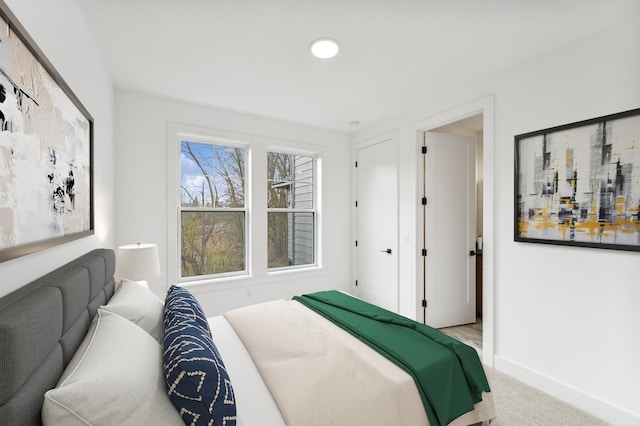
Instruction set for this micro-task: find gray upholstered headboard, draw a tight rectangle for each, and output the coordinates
[0,249,115,426]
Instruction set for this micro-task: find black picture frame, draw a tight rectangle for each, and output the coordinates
[0,1,94,263]
[514,108,640,252]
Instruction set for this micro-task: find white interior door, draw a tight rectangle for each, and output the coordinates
[355,137,398,311]
[424,131,476,328]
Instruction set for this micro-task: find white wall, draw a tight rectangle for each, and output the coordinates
[0,0,114,298]
[352,14,640,425]
[114,90,352,315]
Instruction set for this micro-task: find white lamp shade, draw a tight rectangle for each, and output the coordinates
[115,243,161,281]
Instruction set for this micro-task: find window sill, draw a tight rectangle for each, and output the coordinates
[178,265,325,292]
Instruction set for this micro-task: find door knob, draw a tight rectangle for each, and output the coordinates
[380,248,392,254]
[469,250,476,256]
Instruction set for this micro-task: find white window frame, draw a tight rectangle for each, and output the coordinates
[179,139,249,282]
[267,149,318,272]
[167,123,323,287]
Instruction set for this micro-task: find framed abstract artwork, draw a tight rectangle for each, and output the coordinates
[0,2,93,262]
[515,108,640,251]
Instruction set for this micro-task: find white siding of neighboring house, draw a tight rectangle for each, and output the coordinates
[288,155,314,265]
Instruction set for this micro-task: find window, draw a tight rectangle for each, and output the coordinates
[169,124,321,284]
[267,151,315,269]
[179,140,246,279]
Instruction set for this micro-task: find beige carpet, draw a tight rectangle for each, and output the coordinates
[483,367,609,425]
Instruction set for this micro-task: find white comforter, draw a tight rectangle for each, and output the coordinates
[222,299,495,426]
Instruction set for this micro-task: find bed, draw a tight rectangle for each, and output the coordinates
[0,249,496,426]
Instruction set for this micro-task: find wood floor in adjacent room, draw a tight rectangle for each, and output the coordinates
[440,319,483,353]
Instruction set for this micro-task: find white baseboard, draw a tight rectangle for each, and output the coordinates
[493,355,639,425]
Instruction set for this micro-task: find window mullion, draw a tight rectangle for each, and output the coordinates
[250,144,269,277]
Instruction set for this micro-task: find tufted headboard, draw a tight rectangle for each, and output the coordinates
[0,249,116,426]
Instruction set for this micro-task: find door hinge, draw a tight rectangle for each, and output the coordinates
[355,280,358,287]
[355,200,358,207]
[421,197,427,205]
[421,248,427,256]
[355,161,358,167]
[422,299,427,308]
[421,146,427,154]
[355,240,358,247]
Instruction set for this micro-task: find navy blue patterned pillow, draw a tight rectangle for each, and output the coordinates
[163,286,236,426]
[165,285,211,331]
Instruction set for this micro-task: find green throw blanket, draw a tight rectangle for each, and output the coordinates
[293,291,490,426]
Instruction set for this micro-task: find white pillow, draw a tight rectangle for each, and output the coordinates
[42,309,183,426]
[102,278,164,342]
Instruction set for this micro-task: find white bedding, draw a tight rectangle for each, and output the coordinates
[218,299,496,426]
[224,299,429,426]
[208,316,286,426]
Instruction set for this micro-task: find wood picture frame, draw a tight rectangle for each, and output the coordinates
[514,108,640,251]
[0,1,94,262]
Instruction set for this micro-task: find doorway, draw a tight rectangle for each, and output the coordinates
[423,114,484,347]
[411,95,494,365]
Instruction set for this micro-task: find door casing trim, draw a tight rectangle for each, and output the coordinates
[411,95,495,367]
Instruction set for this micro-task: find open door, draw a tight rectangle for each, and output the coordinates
[423,131,476,328]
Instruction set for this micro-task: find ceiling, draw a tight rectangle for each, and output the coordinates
[78,0,640,134]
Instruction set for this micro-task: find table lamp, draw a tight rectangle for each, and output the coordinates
[114,243,161,289]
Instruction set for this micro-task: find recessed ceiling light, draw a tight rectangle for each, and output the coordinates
[310,38,339,59]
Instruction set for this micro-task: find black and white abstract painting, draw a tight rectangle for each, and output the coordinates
[0,5,93,262]
[515,108,640,251]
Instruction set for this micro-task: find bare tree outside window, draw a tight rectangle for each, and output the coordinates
[180,141,245,278]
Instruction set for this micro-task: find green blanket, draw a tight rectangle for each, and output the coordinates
[293,291,490,426]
